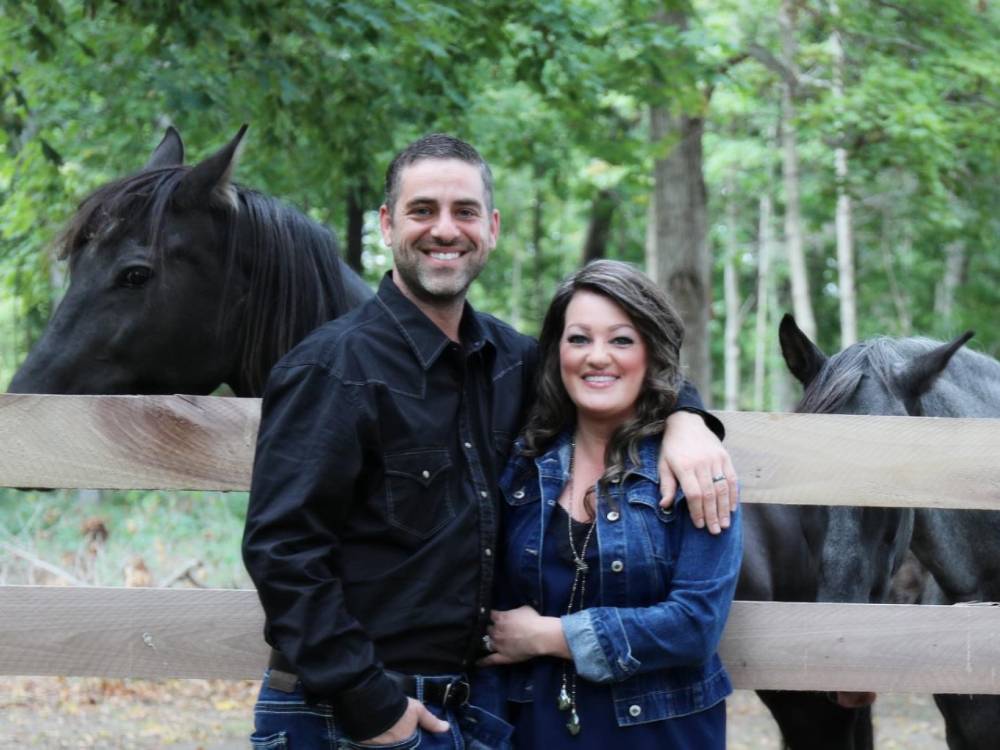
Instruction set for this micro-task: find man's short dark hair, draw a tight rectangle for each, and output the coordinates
[383,133,494,214]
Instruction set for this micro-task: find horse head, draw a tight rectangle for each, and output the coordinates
[8,126,370,396]
[779,314,973,606]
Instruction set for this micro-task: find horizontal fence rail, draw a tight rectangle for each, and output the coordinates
[2,586,999,694]
[2,394,1000,694]
[1,394,999,509]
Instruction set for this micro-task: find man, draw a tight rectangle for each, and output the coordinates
[242,134,737,749]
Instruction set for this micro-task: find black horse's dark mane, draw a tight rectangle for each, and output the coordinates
[61,167,353,395]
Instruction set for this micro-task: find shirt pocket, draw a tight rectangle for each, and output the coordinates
[384,448,454,539]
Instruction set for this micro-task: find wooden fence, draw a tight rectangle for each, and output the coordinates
[1,393,999,695]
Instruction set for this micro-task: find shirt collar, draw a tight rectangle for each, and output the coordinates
[375,272,495,370]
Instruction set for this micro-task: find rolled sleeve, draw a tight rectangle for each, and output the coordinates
[561,608,640,683]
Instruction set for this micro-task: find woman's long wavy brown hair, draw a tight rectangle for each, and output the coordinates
[521,260,685,488]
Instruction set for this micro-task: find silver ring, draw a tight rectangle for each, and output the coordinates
[711,474,726,483]
[482,634,495,653]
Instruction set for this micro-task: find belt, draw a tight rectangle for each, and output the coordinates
[268,649,471,708]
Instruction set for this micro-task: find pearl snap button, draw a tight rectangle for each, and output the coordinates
[480,490,488,498]
[421,470,430,479]
[513,489,525,499]
[629,704,641,717]
[611,560,624,572]
[606,511,620,522]
[464,442,473,449]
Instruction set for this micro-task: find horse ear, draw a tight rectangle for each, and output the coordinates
[779,313,827,387]
[173,124,248,211]
[892,330,974,404]
[145,126,185,170]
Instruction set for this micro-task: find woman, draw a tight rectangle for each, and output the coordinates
[480,260,742,748]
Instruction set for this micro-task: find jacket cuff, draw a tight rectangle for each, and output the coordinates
[331,668,409,740]
[561,609,639,684]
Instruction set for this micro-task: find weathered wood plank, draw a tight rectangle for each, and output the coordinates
[722,410,1000,510]
[721,600,1000,694]
[0,586,267,680]
[2,396,1000,510]
[0,394,259,491]
[3,587,1000,694]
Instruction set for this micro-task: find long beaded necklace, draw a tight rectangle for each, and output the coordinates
[558,441,596,736]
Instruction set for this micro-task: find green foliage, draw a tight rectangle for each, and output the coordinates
[1,0,997,402]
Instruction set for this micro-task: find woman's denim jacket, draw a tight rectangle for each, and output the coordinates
[497,431,742,726]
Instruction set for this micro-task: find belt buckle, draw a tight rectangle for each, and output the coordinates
[441,677,470,707]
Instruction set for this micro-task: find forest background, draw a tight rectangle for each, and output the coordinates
[2,0,998,411]
[0,1,997,745]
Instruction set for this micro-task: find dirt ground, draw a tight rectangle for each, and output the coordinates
[0,679,950,749]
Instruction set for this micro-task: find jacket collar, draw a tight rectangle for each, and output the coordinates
[375,272,495,370]
[536,429,662,485]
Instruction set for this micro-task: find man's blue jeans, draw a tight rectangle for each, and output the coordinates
[250,670,512,750]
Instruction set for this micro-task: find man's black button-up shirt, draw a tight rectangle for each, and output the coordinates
[243,274,538,738]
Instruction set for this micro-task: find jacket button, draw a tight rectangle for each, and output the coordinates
[513,489,525,499]
[421,470,430,479]
[611,560,624,572]
[606,510,620,522]
[628,704,641,717]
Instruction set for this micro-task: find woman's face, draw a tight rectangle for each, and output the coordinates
[559,290,648,427]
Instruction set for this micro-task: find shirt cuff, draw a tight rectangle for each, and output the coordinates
[331,668,409,740]
[671,406,726,442]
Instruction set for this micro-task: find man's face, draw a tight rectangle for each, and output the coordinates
[380,158,499,308]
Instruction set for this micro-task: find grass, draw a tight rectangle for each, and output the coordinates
[0,487,252,589]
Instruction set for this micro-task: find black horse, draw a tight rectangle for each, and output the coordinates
[779,313,1000,750]
[8,126,372,396]
[737,504,874,750]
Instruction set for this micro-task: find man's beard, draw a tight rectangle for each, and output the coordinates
[394,241,486,306]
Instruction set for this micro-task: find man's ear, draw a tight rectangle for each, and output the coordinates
[379,204,393,246]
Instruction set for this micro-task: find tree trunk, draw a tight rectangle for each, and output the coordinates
[531,185,545,324]
[648,105,712,402]
[345,182,367,273]
[510,231,523,331]
[753,194,773,411]
[581,189,619,264]
[723,178,741,411]
[779,0,816,341]
[881,201,912,335]
[831,0,857,347]
[934,240,966,328]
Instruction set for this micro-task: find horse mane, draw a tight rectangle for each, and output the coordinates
[60,167,354,395]
[798,336,1000,417]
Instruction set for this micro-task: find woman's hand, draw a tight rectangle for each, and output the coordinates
[478,606,570,666]
[658,410,738,535]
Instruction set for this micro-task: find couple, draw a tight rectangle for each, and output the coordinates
[242,134,742,749]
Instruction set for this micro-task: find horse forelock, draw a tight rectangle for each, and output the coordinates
[60,167,206,264]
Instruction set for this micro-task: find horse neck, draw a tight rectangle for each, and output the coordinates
[227,191,348,396]
[921,348,1000,418]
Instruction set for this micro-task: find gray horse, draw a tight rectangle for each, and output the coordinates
[779,314,1000,750]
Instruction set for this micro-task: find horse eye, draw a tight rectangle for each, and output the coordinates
[118,266,153,288]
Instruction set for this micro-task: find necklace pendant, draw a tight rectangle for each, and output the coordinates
[566,708,581,735]
[557,684,572,711]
